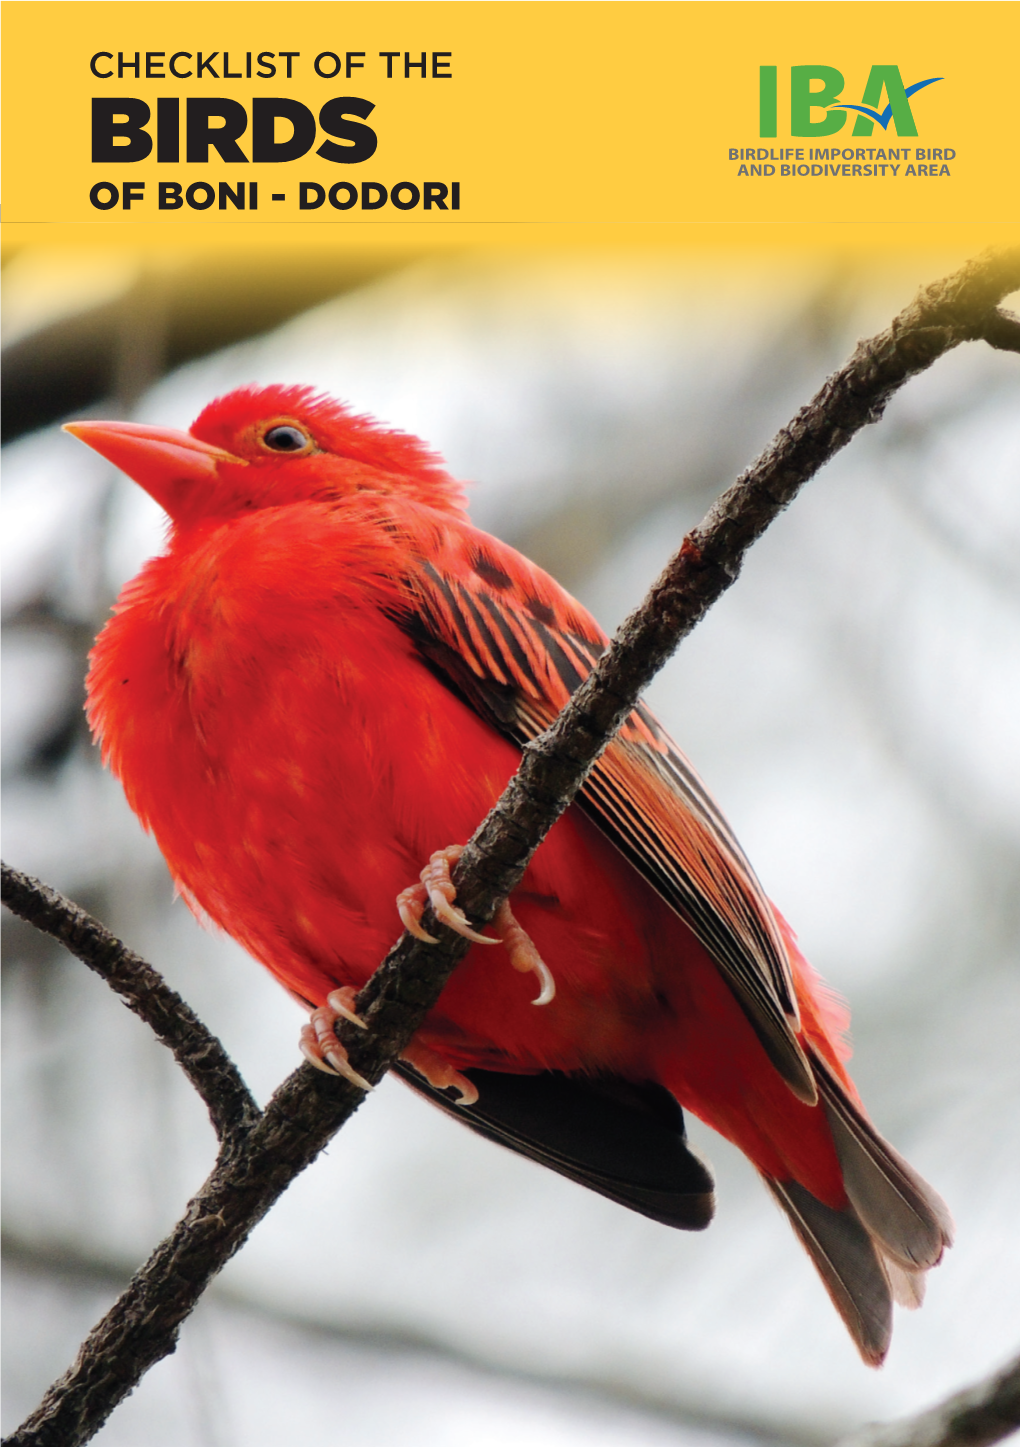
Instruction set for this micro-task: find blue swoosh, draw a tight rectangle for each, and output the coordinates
[903,76,944,99]
[832,103,891,127]
[830,76,943,130]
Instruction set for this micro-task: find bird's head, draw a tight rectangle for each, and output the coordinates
[64,384,468,527]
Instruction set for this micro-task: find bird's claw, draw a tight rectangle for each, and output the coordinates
[302,986,477,1106]
[300,988,374,1091]
[327,985,368,1030]
[397,890,440,943]
[396,846,556,1006]
[400,1039,479,1106]
[494,900,557,1005]
[397,846,497,946]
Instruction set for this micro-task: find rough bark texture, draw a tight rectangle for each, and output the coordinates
[2,245,1019,1447]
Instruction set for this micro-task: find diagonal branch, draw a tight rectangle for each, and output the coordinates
[1,863,259,1150]
[4,245,1018,1447]
[348,244,1020,1053]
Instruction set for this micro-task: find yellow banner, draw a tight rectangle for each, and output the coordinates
[3,0,1017,249]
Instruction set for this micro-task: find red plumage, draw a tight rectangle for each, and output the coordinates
[68,384,952,1364]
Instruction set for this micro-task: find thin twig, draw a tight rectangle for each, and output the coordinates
[835,1351,1020,1447]
[1,863,259,1150]
[4,246,1019,1447]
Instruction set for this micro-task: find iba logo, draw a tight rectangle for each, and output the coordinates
[760,66,943,137]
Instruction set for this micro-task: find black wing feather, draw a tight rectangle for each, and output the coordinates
[395,1063,715,1231]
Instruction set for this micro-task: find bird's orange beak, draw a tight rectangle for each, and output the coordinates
[63,420,245,514]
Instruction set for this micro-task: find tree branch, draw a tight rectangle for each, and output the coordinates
[835,1351,1020,1447]
[1,863,259,1151]
[978,307,1020,354]
[4,246,1018,1447]
[349,245,1020,1055]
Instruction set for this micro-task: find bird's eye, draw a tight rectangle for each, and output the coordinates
[263,424,311,453]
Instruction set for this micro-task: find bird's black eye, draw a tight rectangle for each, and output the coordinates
[263,424,311,453]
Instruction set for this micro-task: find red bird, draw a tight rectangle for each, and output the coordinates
[67,385,952,1364]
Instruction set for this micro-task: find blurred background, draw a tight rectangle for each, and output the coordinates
[2,242,1018,1447]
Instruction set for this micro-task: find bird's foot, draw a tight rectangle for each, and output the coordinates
[396,845,555,1006]
[301,986,477,1106]
[493,898,556,1005]
[300,986,374,1092]
[400,1039,479,1106]
[397,845,495,946]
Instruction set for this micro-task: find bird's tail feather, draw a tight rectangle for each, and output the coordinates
[767,1048,953,1366]
[764,1176,893,1366]
[812,1051,954,1270]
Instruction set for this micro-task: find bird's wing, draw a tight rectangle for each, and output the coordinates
[391,519,815,1102]
[395,1062,715,1231]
